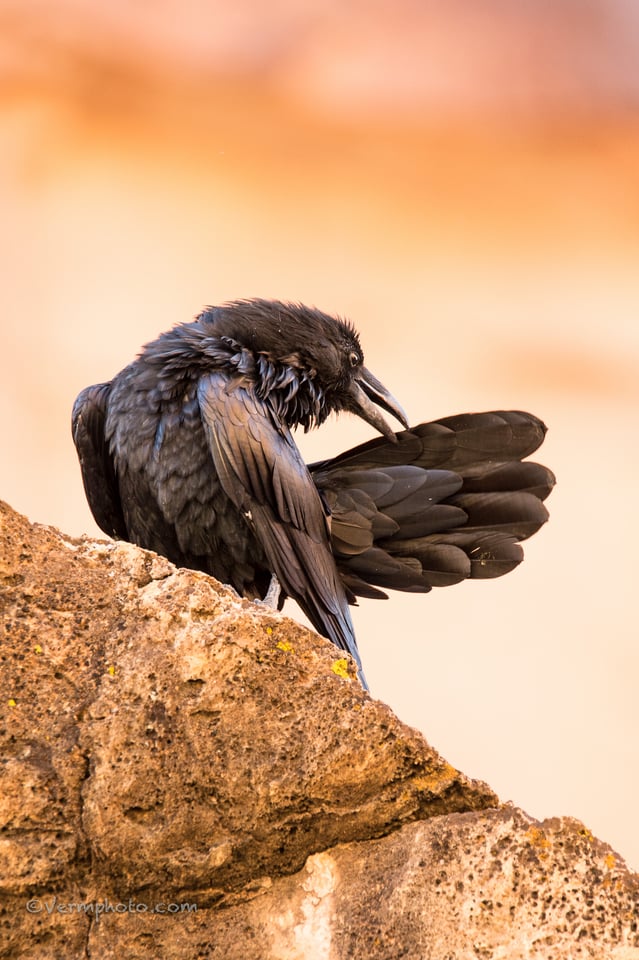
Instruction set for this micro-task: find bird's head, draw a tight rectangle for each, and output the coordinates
[202,299,409,440]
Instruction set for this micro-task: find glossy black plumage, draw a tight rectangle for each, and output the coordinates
[72,299,554,690]
[313,411,554,601]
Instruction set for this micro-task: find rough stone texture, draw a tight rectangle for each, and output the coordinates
[1,498,637,959]
[88,808,639,960]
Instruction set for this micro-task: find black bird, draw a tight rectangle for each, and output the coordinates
[72,299,554,690]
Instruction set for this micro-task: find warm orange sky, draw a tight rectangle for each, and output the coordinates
[1,1,638,872]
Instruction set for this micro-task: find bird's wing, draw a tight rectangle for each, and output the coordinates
[72,382,128,539]
[197,371,364,679]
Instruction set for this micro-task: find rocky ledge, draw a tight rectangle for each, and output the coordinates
[0,500,637,959]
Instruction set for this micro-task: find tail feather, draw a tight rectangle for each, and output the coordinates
[317,410,548,472]
[460,460,554,499]
[311,410,555,600]
[447,490,550,540]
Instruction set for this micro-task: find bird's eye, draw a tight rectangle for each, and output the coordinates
[348,351,361,367]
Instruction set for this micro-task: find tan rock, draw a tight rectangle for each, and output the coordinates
[0,499,637,959]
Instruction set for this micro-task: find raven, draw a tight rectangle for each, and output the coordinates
[72,299,554,690]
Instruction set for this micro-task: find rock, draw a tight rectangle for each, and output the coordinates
[0,499,637,959]
[90,809,639,960]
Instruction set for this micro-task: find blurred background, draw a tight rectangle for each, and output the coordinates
[1,0,638,868]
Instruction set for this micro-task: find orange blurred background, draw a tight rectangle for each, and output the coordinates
[1,1,638,868]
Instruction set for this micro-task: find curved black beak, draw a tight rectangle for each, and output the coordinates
[348,367,409,442]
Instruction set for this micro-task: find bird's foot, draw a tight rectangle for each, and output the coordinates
[255,575,281,610]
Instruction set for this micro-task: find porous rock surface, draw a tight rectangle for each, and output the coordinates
[0,500,637,959]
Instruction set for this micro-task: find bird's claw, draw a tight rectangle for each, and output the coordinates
[254,574,281,610]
